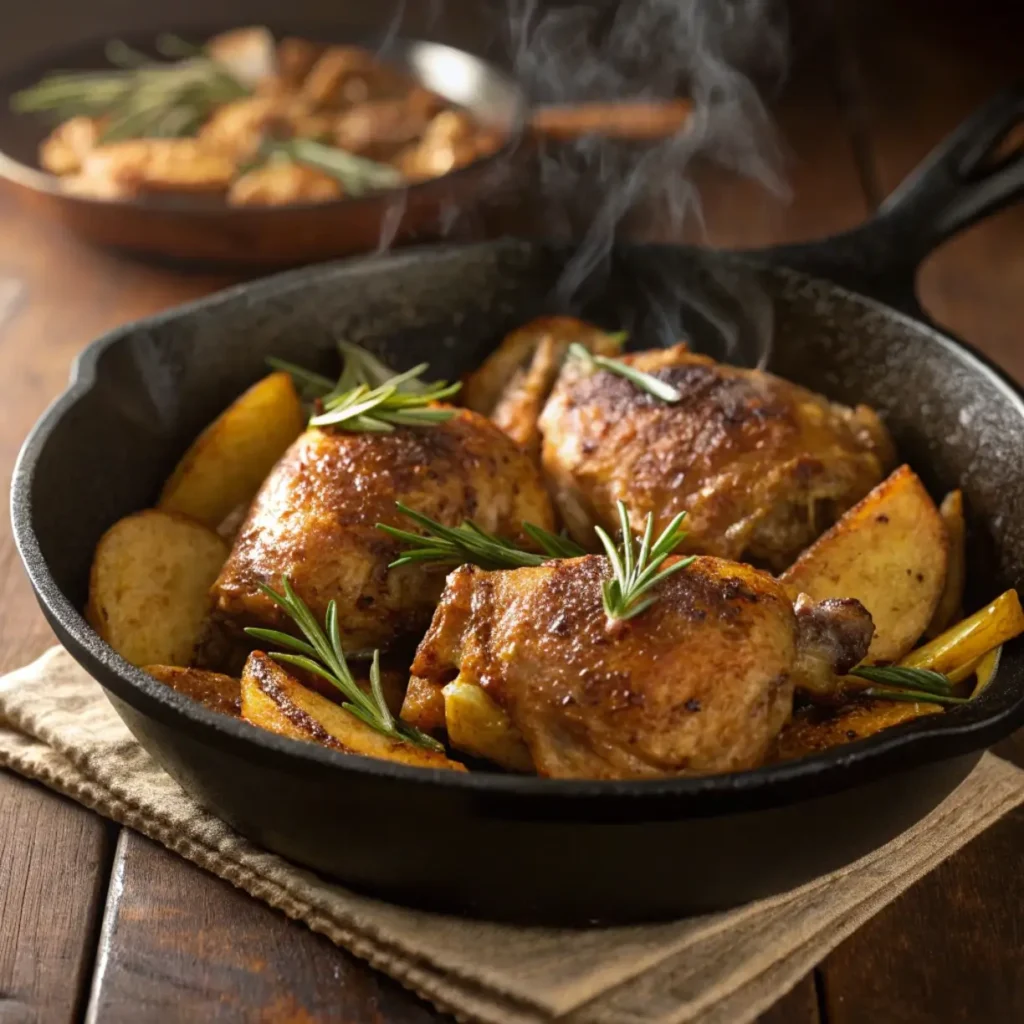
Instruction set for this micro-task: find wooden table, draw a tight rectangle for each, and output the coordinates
[2,2,1022,1021]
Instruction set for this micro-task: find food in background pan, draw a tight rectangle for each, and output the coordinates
[13,27,505,205]
[85,320,1024,778]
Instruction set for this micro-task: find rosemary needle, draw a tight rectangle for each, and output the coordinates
[567,342,682,403]
[378,504,584,570]
[595,501,694,621]
[244,577,442,752]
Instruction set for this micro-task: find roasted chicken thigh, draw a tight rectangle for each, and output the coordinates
[402,555,873,779]
[463,317,625,458]
[210,410,554,651]
[539,345,894,570]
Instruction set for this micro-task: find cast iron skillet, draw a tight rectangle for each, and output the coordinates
[11,87,1024,924]
[0,25,528,266]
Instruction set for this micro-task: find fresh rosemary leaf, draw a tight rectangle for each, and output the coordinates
[244,578,443,752]
[258,138,403,196]
[848,663,970,706]
[849,664,954,695]
[595,501,694,621]
[567,342,682,403]
[522,522,587,559]
[266,357,337,400]
[378,503,551,570]
[336,340,428,395]
[309,368,460,431]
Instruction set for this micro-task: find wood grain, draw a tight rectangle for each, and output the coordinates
[756,975,821,1024]
[84,831,438,1024]
[0,773,114,1024]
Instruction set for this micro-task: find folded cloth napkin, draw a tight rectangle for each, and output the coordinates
[2,648,1023,1024]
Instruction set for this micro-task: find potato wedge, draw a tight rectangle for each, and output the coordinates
[925,490,965,637]
[145,665,241,718]
[241,652,465,771]
[443,680,533,772]
[87,510,229,667]
[773,699,943,763]
[159,372,305,529]
[902,590,1024,677]
[780,465,947,662]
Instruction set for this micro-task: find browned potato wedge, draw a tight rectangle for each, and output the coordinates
[87,510,229,667]
[780,465,947,662]
[903,590,1024,676]
[145,665,241,718]
[925,490,965,638]
[159,372,305,529]
[442,680,533,772]
[241,652,466,771]
[773,699,943,763]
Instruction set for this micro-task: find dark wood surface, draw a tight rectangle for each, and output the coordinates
[0,2,1022,1022]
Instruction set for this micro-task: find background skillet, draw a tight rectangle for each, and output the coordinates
[11,87,1024,924]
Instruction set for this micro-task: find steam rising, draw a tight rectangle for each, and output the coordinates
[505,0,789,301]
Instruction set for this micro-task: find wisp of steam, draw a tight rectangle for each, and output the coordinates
[504,0,789,363]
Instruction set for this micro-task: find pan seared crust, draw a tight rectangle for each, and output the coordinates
[405,555,799,778]
[539,345,892,571]
[210,410,554,651]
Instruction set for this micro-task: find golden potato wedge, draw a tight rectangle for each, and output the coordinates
[902,590,1024,677]
[972,645,1003,698]
[780,465,947,662]
[925,490,965,638]
[87,510,229,667]
[241,652,465,771]
[772,698,943,763]
[159,372,305,529]
[443,680,533,772]
[145,665,241,718]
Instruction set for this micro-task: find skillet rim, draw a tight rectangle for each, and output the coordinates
[12,239,1024,809]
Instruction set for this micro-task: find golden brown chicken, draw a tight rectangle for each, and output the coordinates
[402,555,873,779]
[538,345,895,571]
[209,410,554,653]
[462,317,625,458]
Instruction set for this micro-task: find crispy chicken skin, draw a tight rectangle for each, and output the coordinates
[463,317,625,457]
[538,345,894,570]
[210,410,554,652]
[402,555,874,779]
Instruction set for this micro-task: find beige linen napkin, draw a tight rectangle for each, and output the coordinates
[2,648,1024,1024]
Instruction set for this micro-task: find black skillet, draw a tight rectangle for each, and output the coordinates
[11,87,1024,924]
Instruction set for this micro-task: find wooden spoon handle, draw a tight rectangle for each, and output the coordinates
[528,99,693,142]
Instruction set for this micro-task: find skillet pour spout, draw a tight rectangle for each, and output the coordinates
[10,89,1024,923]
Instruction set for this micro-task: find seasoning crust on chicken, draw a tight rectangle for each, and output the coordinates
[210,410,554,652]
[539,344,895,571]
[403,555,874,779]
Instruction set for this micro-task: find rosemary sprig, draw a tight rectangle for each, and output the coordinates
[244,577,443,752]
[567,342,682,403]
[595,501,694,621]
[269,340,432,406]
[848,664,969,706]
[309,364,460,431]
[12,49,248,141]
[258,139,404,196]
[378,503,582,570]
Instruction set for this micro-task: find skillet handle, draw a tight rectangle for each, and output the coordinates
[762,85,1024,317]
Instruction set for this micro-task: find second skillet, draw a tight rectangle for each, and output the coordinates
[0,24,689,267]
